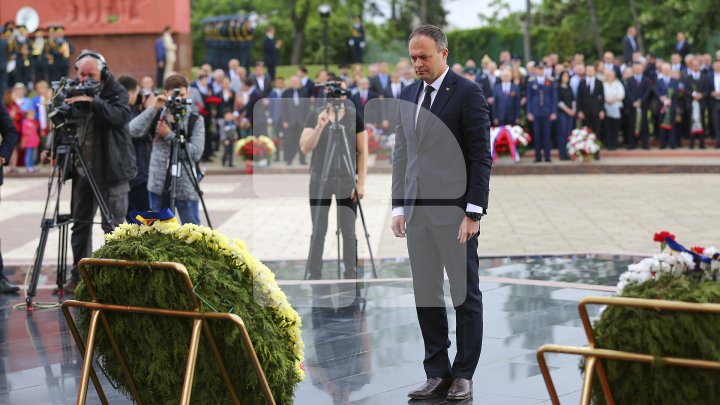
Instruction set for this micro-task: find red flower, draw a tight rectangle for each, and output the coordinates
[691,246,705,255]
[653,231,676,243]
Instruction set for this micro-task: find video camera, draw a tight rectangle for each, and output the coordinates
[167,88,193,115]
[48,77,102,135]
[317,81,352,99]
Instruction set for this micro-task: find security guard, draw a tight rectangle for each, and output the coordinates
[526,62,557,162]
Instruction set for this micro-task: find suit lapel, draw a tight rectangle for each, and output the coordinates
[430,71,456,118]
[400,81,423,142]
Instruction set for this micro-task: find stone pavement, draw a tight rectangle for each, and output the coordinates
[2,171,718,273]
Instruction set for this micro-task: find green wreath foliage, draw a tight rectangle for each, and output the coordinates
[74,226,302,404]
[588,276,720,405]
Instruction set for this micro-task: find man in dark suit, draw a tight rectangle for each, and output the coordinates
[625,62,652,149]
[383,72,405,99]
[369,61,391,96]
[622,26,639,65]
[0,27,9,97]
[263,26,281,80]
[675,32,691,62]
[476,62,498,122]
[297,66,315,99]
[350,77,377,114]
[682,57,707,149]
[577,64,605,138]
[706,59,720,149]
[249,61,272,98]
[238,78,263,135]
[655,63,680,148]
[0,101,20,294]
[281,75,310,165]
[493,68,521,126]
[603,52,622,80]
[391,25,491,401]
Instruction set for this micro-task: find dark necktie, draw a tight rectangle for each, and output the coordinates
[416,85,435,134]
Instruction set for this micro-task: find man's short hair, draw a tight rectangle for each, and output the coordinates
[409,25,448,52]
[243,78,255,87]
[163,75,189,91]
[117,75,139,91]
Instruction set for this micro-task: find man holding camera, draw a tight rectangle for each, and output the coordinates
[146,75,205,225]
[59,51,136,293]
[300,78,368,280]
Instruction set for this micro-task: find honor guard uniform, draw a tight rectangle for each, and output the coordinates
[50,26,72,81]
[0,25,11,95]
[11,24,31,87]
[31,27,49,83]
[526,63,557,162]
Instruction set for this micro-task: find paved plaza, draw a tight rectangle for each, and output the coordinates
[0,169,717,404]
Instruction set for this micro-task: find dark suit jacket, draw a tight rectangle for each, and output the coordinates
[622,35,637,64]
[682,72,708,109]
[383,82,405,99]
[0,38,9,66]
[250,73,273,97]
[0,101,19,186]
[492,82,521,124]
[705,73,720,110]
[654,77,680,113]
[577,78,605,116]
[675,41,691,60]
[392,69,492,225]
[369,74,390,95]
[281,88,310,126]
[239,89,262,126]
[263,35,278,68]
[624,76,651,109]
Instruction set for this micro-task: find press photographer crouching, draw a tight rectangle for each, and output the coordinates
[300,78,368,280]
[146,75,205,225]
[58,50,136,293]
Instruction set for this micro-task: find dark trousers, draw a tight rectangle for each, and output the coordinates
[222,140,234,166]
[0,69,6,99]
[284,124,305,165]
[583,114,601,137]
[126,181,149,223]
[604,117,620,150]
[627,106,649,148]
[267,64,276,81]
[156,64,164,89]
[658,107,678,148]
[532,115,552,161]
[32,59,48,84]
[406,206,483,380]
[711,106,720,146]
[70,174,128,281]
[306,178,357,279]
[556,112,575,159]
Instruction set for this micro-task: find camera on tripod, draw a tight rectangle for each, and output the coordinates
[48,77,102,136]
[167,88,193,115]
[317,81,352,99]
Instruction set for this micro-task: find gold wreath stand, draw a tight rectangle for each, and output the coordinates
[537,296,720,405]
[61,258,276,405]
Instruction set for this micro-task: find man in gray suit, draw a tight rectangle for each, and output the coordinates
[391,25,492,401]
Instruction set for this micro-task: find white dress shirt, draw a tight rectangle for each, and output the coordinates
[393,66,484,218]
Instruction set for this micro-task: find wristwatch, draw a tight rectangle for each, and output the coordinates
[465,211,483,222]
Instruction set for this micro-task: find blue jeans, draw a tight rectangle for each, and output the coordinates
[556,112,575,159]
[148,192,201,225]
[24,147,36,169]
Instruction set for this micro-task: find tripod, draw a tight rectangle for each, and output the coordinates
[165,108,212,227]
[25,133,115,311]
[304,99,378,282]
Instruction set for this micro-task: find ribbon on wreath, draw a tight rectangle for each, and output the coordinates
[129,208,179,226]
[490,126,521,162]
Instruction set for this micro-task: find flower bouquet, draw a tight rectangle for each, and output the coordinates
[489,125,531,162]
[659,88,674,130]
[235,135,276,161]
[566,127,600,161]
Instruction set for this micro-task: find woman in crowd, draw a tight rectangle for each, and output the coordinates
[603,69,625,150]
[556,71,576,160]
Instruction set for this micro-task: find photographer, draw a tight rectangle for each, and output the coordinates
[60,50,136,293]
[118,74,166,221]
[300,78,368,280]
[147,75,205,225]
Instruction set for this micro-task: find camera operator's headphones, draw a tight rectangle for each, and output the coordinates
[74,50,109,81]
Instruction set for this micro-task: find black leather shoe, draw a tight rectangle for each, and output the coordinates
[0,279,19,294]
[446,378,472,400]
[408,377,452,400]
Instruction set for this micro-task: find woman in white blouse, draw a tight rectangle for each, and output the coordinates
[603,69,625,150]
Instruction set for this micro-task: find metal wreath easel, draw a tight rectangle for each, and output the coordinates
[61,258,276,405]
[537,296,720,405]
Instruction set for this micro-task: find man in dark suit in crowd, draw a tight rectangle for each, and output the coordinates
[476,62,498,122]
[263,26,281,80]
[350,77,377,114]
[238,78,263,135]
[622,26,639,65]
[0,27,9,97]
[682,57,707,149]
[577,64,605,138]
[249,61,272,98]
[655,63,680,148]
[603,52,622,80]
[391,25,491,401]
[0,101,20,294]
[625,61,652,149]
[297,66,315,99]
[706,59,720,149]
[493,68,521,126]
[675,32,691,62]
[383,72,405,99]
[281,75,310,165]
[369,61,391,96]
